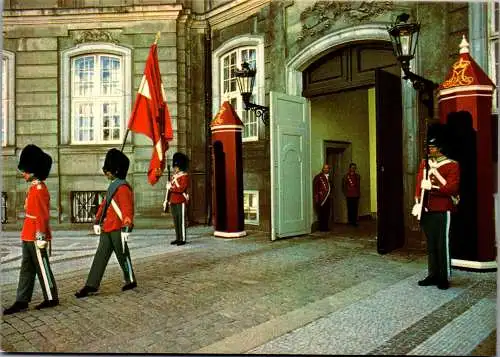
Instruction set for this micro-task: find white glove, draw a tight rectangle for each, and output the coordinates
[36,240,48,249]
[121,232,130,252]
[421,179,432,190]
[411,203,422,217]
[166,182,172,190]
[93,225,101,235]
[121,232,130,242]
[163,200,168,211]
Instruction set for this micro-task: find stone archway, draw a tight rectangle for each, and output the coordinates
[284,23,419,240]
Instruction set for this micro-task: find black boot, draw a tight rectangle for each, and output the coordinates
[437,280,450,290]
[170,240,180,245]
[35,299,59,310]
[122,281,137,291]
[418,276,437,286]
[75,286,98,298]
[3,301,29,315]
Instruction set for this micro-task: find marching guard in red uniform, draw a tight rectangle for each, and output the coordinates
[313,164,332,231]
[164,152,189,245]
[412,126,460,290]
[3,145,59,315]
[75,149,137,298]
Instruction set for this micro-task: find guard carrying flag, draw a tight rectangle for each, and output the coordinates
[164,152,189,245]
[3,145,59,314]
[75,148,137,298]
[125,32,173,185]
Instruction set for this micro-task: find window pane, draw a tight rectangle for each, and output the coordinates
[230,52,237,92]
[102,102,121,141]
[2,57,7,146]
[101,56,120,96]
[495,2,499,33]
[75,103,94,142]
[74,56,95,97]
[72,53,124,144]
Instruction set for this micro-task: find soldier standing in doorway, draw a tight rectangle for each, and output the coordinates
[3,145,59,314]
[75,148,137,298]
[342,163,361,227]
[164,152,190,245]
[313,164,332,232]
[412,125,460,290]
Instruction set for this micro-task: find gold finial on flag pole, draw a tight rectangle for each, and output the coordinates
[154,31,161,45]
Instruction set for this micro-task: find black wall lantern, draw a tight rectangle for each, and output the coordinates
[387,13,438,116]
[388,13,440,183]
[234,62,270,126]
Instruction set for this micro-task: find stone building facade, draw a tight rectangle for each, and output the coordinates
[1,1,497,248]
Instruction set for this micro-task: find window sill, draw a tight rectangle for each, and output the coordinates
[59,145,134,155]
[1,146,16,156]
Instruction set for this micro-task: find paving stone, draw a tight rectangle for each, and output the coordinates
[1,227,496,354]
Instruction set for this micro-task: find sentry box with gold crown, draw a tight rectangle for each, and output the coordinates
[438,36,496,271]
[210,101,247,238]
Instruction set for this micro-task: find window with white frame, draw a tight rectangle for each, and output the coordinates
[221,47,259,141]
[243,190,259,224]
[61,44,131,145]
[489,0,499,111]
[2,51,15,147]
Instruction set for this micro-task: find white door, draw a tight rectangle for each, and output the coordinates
[270,91,311,240]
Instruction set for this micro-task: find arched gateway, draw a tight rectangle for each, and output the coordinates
[271,24,414,254]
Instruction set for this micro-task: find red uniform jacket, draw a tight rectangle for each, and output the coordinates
[342,172,361,198]
[95,184,134,233]
[415,157,460,212]
[21,180,52,242]
[313,173,331,207]
[168,172,189,204]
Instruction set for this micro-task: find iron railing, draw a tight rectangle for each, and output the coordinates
[1,192,7,224]
[70,191,106,223]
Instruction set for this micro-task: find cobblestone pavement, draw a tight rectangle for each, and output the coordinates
[0,224,497,355]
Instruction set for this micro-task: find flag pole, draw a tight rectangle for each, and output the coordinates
[120,32,162,153]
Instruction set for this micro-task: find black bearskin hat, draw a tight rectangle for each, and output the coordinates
[102,148,130,179]
[172,152,188,171]
[427,123,447,149]
[18,144,52,181]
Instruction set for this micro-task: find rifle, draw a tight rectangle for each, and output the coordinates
[163,163,171,213]
[417,119,430,221]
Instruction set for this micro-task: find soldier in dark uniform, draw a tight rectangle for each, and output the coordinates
[75,149,137,298]
[163,152,189,245]
[3,145,59,314]
[342,163,361,226]
[412,125,460,290]
[313,164,332,231]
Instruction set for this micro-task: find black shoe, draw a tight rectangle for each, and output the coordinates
[35,299,59,310]
[176,241,186,246]
[437,280,450,290]
[122,282,137,291]
[3,301,28,315]
[418,276,437,286]
[170,240,180,245]
[75,286,98,298]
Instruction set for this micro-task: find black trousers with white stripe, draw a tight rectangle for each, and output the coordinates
[16,241,58,303]
[421,211,451,283]
[171,203,186,242]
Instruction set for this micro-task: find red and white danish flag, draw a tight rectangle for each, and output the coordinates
[127,43,173,185]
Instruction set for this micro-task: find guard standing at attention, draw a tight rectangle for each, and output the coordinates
[75,148,137,298]
[313,164,332,231]
[164,152,189,245]
[412,126,460,290]
[3,144,59,314]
